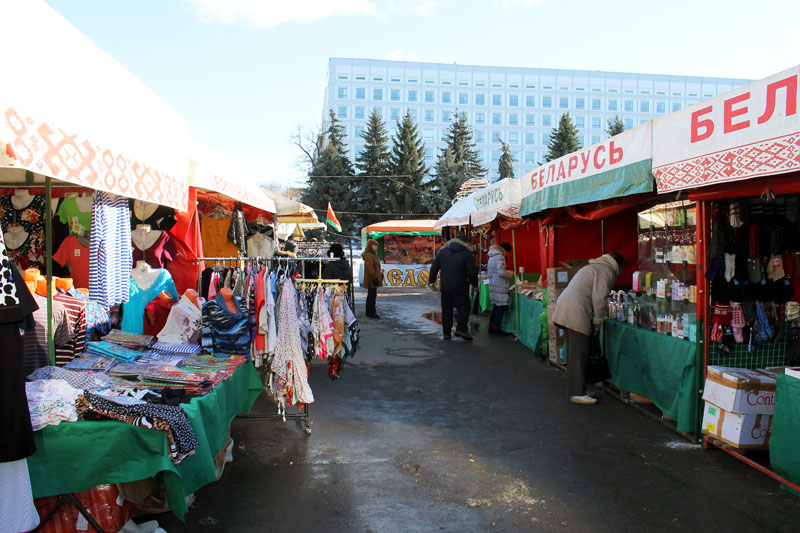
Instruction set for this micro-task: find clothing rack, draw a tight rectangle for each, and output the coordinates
[195,255,349,435]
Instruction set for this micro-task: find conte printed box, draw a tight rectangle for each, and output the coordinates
[701,401,772,449]
[702,366,776,415]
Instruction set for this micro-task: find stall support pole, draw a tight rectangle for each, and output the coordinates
[45,175,55,366]
[512,228,519,337]
[601,218,605,254]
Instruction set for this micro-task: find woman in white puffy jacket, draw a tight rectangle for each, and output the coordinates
[487,242,513,334]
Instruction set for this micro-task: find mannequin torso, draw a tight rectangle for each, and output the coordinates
[131,261,162,290]
[10,189,35,210]
[219,287,237,313]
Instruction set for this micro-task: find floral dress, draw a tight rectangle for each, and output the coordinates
[0,195,46,270]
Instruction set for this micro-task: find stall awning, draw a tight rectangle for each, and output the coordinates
[189,140,276,214]
[470,178,522,227]
[653,64,800,194]
[362,219,441,238]
[0,0,189,211]
[435,196,474,229]
[520,122,653,217]
[263,189,316,218]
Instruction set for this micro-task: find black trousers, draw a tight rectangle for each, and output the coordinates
[565,327,590,397]
[366,287,377,316]
[441,289,470,334]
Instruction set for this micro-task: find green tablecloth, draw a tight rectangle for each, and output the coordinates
[27,362,263,520]
[603,320,700,434]
[500,295,543,355]
[770,374,800,495]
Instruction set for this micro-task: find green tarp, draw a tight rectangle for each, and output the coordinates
[520,159,654,216]
[478,283,544,356]
[27,362,263,520]
[603,320,700,434]
[770,374,800,496]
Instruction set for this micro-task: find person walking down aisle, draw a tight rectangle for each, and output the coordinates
[552,252,628,405]
[362,239,383,318]
[322,243,353,286]
[429,233,478,341]
[487,242,513,335]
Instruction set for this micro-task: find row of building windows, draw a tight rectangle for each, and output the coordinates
[343,144,559,166]
[334,75,712,96]
[349,128,603,148]
[336,105,655,129]
[336,87,691,111]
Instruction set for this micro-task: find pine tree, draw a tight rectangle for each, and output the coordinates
[606,115,625,137]
[388,111,428,219]
[497,140,515,181]
[544,112,582,162]
[355,110,392,227]
[443,112,487,179]
[432,146,463,209]
[430,111,487,208]
[302,110,356,234]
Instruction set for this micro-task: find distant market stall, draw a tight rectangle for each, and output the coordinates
[360,219,441,287]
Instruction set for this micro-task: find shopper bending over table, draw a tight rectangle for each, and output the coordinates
[552,252,628,405]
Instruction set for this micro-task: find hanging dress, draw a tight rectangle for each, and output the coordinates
[89,192,133,308]
[270,278,314,412]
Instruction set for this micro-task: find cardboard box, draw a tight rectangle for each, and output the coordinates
[548,339,566,365]
[547,322,565,345]
[702,366,776,415]
[546,260,587,289]
[701,401,772,449]
[786,367,800,380]
[547,285,565,304]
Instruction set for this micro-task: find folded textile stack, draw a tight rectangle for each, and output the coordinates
[28,366,115,390]
[107,360,164,379]
[102,330,156,350]
[86,341,146,362]
[141,365,206,385]
[64,355,118,373]
[26,379,83,430]
[77,391,199,463]
[151,342,202,355]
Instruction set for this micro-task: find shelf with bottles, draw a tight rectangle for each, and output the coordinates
[608,279,699,342]
[638,200,697,268]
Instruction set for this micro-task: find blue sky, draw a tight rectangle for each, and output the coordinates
[45,0,800,189]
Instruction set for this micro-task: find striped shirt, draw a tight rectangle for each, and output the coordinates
[89,192,132,308]
[24,294,73,375]
[53,292,87,366]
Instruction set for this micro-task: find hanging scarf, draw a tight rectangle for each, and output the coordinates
[270,278,314,416]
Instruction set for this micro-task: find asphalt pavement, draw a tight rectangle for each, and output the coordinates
[152,287,800,532]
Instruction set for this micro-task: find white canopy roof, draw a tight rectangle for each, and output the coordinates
[470,178,522,227]
[189,140,276,214]
[0,0,189,210]
[435,195,473,229]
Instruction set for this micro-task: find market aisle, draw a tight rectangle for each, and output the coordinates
[154,289,800,532]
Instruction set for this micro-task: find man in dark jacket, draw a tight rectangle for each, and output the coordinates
[428,233,478,341]
[322,243,353,286]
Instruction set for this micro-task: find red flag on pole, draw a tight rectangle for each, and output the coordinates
[326,202,342,232]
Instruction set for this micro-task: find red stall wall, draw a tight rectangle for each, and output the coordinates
[538,206,638,288]
[495,222,541,274]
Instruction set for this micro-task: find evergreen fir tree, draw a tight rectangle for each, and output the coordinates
[443,112,487,179]
[606,115,625,137]
[302,110,356,234]
[497,140,515,181]
[544,113,582,162]
[388,111,429,219]
[430,112,487,208]
[355,110,392,227]
[432,146,463,210]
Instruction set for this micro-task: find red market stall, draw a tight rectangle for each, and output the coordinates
[651,64,800,493]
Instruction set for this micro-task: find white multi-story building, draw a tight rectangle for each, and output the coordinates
[323,58,751,180]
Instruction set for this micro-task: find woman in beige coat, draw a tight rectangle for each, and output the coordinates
[362,239,383,318]
[552,252,627,404]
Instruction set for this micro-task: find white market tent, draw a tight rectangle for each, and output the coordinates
[188,140,276,214]
[469,178,522,227]
[434,195,474,229]
[0,0,190,210]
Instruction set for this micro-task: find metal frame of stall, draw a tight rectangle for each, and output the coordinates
[195,255,349,435]
[692,185,800,494]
